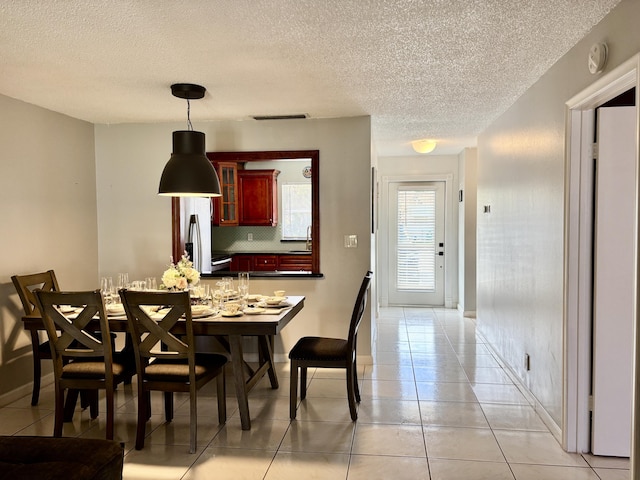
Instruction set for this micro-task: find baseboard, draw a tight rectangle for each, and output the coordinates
[475,327,563,444]
[0,373,54,408]
[456,304,477,318]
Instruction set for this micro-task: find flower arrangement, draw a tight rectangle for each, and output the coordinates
[161,252,200,291]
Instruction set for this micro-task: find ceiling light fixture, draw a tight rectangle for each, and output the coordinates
[158,83,221,197]
[411,139,437,154]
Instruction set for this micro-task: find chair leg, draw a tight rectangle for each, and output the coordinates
[290,360,298,420]
[164,392,173,421]
[217,372,227,425]
[88,390,99,419]
[30,334,42,406]
[189,389,197,454]
[105,388,115,440]
[353,360,361,403]
[346,363,358,421]
[63,388,80,422]
[300,367,308,400]
[54,387,65,437]
[135,389,147,450]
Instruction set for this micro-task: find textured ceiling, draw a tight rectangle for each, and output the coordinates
[0,0,621,156]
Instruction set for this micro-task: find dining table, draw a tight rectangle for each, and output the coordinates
[22,294,305,430]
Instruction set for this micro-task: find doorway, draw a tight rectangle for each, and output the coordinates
[379,173,454,308]
[564,54,640,458]
[388,181,445,306]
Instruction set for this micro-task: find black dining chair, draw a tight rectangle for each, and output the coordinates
[34,289,134,439]
[289,271,373,421]
[120,289,227,453]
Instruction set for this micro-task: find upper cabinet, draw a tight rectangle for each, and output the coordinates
[211,162,238,226]
[238,169,280,226]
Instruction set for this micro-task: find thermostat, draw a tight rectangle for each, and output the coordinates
[588,43,608,74]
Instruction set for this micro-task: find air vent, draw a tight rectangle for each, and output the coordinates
[252,114,308,120]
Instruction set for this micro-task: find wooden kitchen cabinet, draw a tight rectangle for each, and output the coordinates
[278,254,312,271]
[238,169,280,226]
[211,161,238,226]
[253,254,278,271]
[229,254,253,272]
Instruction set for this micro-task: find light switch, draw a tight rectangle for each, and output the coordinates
[344,234,358,248]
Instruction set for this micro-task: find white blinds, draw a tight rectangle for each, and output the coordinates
[281,183,312,240]
[396,187,436,291]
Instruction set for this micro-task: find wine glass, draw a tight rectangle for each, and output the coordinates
[238,272,249,307]
[100,277,114,304]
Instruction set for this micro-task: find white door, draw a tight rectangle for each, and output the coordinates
[388,181,445,306]
[591,106,637,457]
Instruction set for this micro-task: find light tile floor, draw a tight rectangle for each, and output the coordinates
[1,307,631,479]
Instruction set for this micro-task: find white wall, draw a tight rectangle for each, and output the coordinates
[377,154,459,308]
[476,0,640,427]
[458,148,477,316]
[0,94,97,402]
[94,116,373,359]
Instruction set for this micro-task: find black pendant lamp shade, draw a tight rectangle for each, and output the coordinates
[158,84,221,197]
[158,131,221,197]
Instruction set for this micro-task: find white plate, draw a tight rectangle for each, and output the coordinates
[192,309,215,318]
[258,301,291,309]
[221,311,243,317]
[243,307,266,315]
[57,306,76,314]
[191,305,211,315]
[106,305,125,316]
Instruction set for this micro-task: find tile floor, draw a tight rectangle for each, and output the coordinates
[0,307,631,479]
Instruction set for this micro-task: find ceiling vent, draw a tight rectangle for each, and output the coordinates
[252,114,308,120]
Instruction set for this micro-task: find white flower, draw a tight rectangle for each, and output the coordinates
[160,252,200,290]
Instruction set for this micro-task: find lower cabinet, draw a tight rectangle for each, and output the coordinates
[228,253,312,272]
[278,254,312,271]
[253,255,278,271]
[229,254,252,272]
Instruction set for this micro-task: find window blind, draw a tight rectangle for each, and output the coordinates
[396,188,436,291]
[281,183,312,240]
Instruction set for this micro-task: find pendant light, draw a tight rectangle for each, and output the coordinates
[158,83,221,197]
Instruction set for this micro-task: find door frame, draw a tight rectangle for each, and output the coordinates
[379,174,455,308]
[563,52,640,463]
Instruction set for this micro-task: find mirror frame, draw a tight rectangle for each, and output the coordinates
[171,150,320,274]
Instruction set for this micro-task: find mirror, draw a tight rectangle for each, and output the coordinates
[171,150,320,275]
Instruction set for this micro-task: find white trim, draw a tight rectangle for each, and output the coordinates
[563,53,640,462]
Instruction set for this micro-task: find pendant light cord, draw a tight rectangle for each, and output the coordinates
[186,99,193,131]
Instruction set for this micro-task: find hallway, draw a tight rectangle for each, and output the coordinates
[0,307,630,479]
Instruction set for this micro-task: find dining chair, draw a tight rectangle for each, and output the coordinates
[289,270,373,421]
[34,289,133,439]
[119,289,227,453]
[12,270,61,406]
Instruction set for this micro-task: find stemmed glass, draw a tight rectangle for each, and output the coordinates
[117,273,129,290]
[215,280,228,311]
[238,272,249,308]
[100,276,114,304]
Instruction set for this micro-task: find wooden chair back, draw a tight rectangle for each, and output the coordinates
[119,290,196,380]
[12,270,60,315]
[34,289,114,370]
[346,271,373,354]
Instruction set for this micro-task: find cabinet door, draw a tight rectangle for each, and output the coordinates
[278,254,312,272]
[238,170,279,226]
[253,255,278,271]
[212,162,239,226]
[230,254,253,272]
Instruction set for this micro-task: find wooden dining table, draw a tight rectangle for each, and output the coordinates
[22,295,305,430]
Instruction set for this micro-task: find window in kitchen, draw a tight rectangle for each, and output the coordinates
[281,183,312,240]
